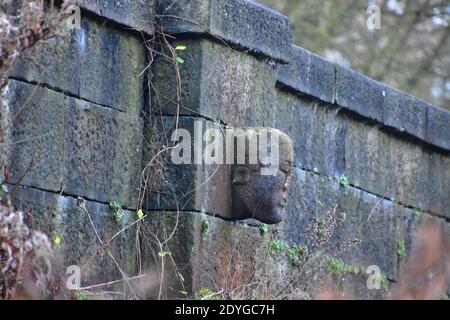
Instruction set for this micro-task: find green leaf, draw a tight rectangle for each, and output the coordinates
[175,45,187,51]
[109,201,121,210]
[258,223,269,236]
[75,291,89,300]
[158,251,171,257]
[336,174,349,187]
[176,56,185,64]
[53,235,62,246]
[201,218,209,234]
[1,185,8,194]
[114,209,124,222]
[137,209,144,219]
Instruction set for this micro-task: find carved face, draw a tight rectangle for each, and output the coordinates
[231,130,294,224]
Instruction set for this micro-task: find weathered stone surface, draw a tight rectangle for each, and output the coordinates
[144,211,270,298]
[428,153,450,219]
[157,0,292,63]
[427,105,450,151]
[152,39,278,127]
[390,138,430,211]
[9,186,138,288]
[335,65,386,122]
[274,90,446,218]
[63,97,143,208]
[396,211,450,294]
[12,16,146,115]
[3,80,65,192]
[3,80,143,208]
[76,0,156,35]
[274,92,346,176]
[277,48,449,153]
[345,119,431,212]
[281,169,399,280]
[395,206,423,268]
[143,116,232,216]
[382,87,428,141]
[143,115,296,225]
[277,45,335,104]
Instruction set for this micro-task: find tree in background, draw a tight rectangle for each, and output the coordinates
[259,0,450,110]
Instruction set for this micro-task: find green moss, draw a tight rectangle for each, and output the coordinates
[397,239,406,260]
[327,257,360,277]
[269,240,306,267]
[413,208,422,218]
[201,218,209,235]
[74,290,90,300]
[336,174,349,187]
[194,288,222,300]
[258,223,269,236]
[0,184,8,196]
[109,201,124,222]
[379,273,389,292]
[269,239,289,254]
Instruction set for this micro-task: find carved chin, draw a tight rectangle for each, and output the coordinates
[257,207,284,224]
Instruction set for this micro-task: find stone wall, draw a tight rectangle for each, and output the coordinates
[2,0,449,299]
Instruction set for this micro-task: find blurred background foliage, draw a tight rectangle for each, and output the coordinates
[259,0,450,110]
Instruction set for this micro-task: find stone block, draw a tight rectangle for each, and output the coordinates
[335,65,386,122]
[428,153,450,219]
[390,138,430,211]
[427,105,450,151]
[76,0,156,35]
[280,169,399,281]
[63,97,143,208]
[344,120,391,196]
[144,211,270,298]
[382,86,427,141]
[277,45,335,104]
[152,39,277,127]
[345,119,431,212]
[259,91,347,177]
[142,116,232,216]
[3,80,65,192]
[9,186,138,288]
[12,16,146,116]
[158,0,292,63]
[3,80,143,208]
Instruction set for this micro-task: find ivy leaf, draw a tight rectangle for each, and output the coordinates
[53,235,62,246]
[176,56,185,64]
[1,185,8,194]
[175,45,187,51]
[137,209,144,219]
[201,218,209,234]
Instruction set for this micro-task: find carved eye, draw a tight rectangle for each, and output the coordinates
[232,166,251,185]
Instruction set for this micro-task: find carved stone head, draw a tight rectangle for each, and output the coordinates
[230,129,294,224]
